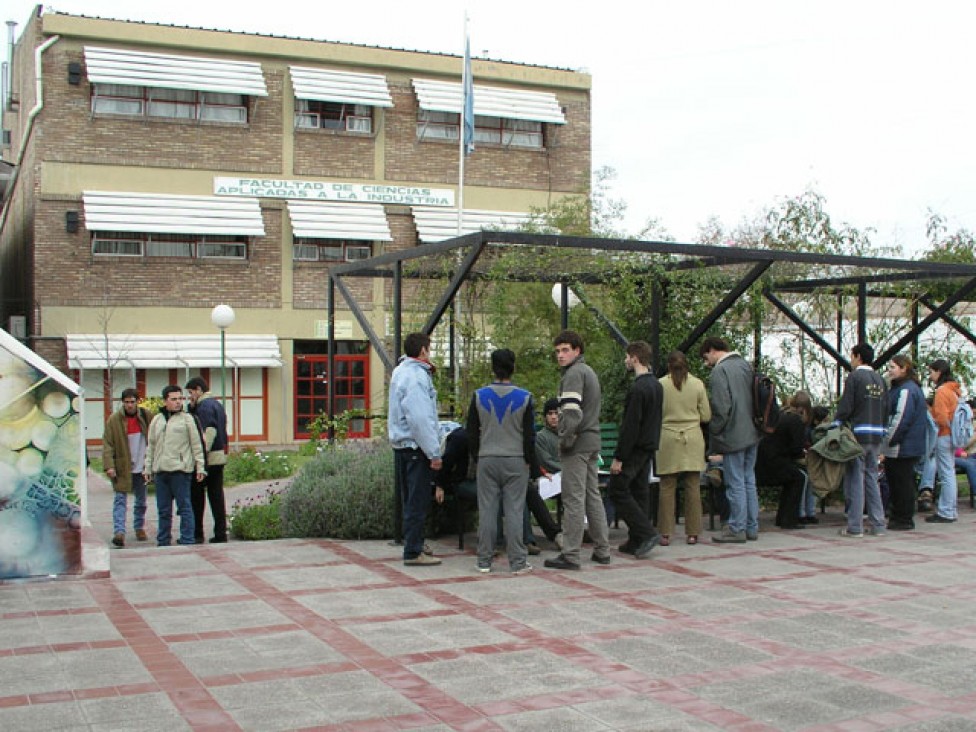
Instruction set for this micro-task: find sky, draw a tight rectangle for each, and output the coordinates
[4,0,976,253]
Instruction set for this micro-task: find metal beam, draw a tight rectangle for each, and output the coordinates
[676,261,772,354]
[331,273,394,372]
[422,240,487,335]
[919,295,976,348]
[764,291,850,370]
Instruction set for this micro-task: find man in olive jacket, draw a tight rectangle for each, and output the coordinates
[102,388,152,548]
[700,336,760,543]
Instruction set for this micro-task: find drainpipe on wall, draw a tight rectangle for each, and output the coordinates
[0,34,60,234]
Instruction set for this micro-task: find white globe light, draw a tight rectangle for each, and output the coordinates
[211,304,236,330]
[550,283,580,309]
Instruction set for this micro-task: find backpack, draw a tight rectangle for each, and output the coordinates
[752,372,780,435]
[950,397,974,450]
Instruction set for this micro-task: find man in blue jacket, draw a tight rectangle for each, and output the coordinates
[186,377,229,543]
[834,343,887,537]
[388,333,443,566]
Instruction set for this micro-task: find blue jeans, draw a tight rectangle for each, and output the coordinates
[955,455,976,497]
[112,473,147,534]
[396,448,432,560]
[155,471,195,546]
[934,435,957,519]
[800,470,818,518]
[723,444,758,535]
[843,442,885,533]
[919,454,936,492]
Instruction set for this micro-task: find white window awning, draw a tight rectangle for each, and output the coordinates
[288,200,392,241]
[83,191,265,236]
[412,78,565,124]
[66,334,282,370]
[84,46,268,97]
[412,207,531,243]
[290,66,393,107]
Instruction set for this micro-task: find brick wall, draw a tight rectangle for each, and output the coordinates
[39,47,283,173]
[384,82,590,193]
[293,129,375,179]
[34,202,283,308]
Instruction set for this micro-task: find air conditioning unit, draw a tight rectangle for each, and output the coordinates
[8,315,26,340]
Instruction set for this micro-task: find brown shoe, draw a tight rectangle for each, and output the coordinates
[112,532,125,548]
[135,529,148,542]
[404,553,442,566]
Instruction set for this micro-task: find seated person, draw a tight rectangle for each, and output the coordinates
[435,425,545,552]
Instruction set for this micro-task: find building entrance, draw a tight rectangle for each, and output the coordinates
[293,342,369,439]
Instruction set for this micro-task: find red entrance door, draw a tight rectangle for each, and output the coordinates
[294,354,370,439]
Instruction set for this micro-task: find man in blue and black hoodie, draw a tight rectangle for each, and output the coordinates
[467,349,539,575]
[834,343,888,537]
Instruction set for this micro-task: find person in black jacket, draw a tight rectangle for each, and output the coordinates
[756,392,812,530]
[608,341,664,560]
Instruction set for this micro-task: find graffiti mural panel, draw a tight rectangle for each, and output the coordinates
[0,333,83,579]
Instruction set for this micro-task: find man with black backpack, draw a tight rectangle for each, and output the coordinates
[699,337,761,543]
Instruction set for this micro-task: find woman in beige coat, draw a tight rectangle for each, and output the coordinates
[656,351,711,544]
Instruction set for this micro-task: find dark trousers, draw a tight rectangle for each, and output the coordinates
[757,458,804,529]
[885,456,917,527]
[395,448,432,560]
[192,464,227,541]
[526,481,561,541]
[606,451,657,543]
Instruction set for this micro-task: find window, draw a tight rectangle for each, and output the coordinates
[293,239,372,262]
[92,232,248,260]
[417,110,543,148]
[92,84,248,123]
[295,100,373,133]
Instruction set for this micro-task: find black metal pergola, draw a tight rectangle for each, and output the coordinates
[325,231,976,424]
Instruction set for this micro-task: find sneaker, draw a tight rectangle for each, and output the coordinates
[618,541,636,555]
[544,554,581,570]
[476,564,492,574]
[404,553,442,566]
[209,536,228,544]
[512,564,533,576]
[590,553,612,565]
[712,527,747,544]
[111,532,125,548]
[925,513,956,524]
[634,535,661,559]
[135,529,148,541]
[527,543,542,556]
[422,543,434,555]
[867,526,887,537]
[746,532,759,541]
[553,532,564,551]
[837,528,864,538]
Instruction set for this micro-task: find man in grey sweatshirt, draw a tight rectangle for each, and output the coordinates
[545,330,611,570]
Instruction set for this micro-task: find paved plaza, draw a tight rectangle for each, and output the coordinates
[2,474,976,731]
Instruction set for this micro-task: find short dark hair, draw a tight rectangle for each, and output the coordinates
[120,387,139,401]
[553,329,584,353]
[699,336,729,357]
[185,376,208,392]
[490,349,516,380]
[626,340,653,368]
[543,397,559,414]
[852,343,874,365]
[161,384,182,400]
[403,332,431,358]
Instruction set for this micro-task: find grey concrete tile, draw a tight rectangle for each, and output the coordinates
[0,651,69,696]
[738,611,899,651]
[692,555,806,579]
[59,647,154,690]
[413,649,611,705]
[500,598,663,636]
[225,540,343,567]
[762,574,907,602]
[345,612,516,655]
[745,696,845,730]
[253,563,390,591]
[571,566,699,593]
[140,598,292,635]
[496,706,612,731]
[114,573,250,604]
[637,585,794,616]
[80,692,185,725]
[586,631,771,677]
[0,699,87,732]
[36,613,122,645]
[109,552,216,579]
[294,585,447,619]
[434,574,581,605]
[573,693,709,729]
[20,584,97,612]
[169,629,344,677]
[894,718,976,731]
[223,701,335,732]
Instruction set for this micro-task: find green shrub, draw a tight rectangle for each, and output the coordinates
[229,489,283,540]
[224,448,297,485]
[281,440,395,539]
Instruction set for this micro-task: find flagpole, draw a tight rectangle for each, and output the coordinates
[453,11,472,413]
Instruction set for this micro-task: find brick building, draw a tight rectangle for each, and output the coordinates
[0,8,591,445]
